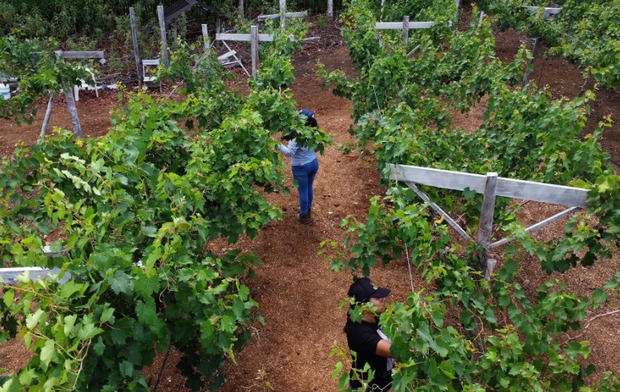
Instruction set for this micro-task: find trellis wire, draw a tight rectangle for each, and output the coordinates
[404,241,415,292]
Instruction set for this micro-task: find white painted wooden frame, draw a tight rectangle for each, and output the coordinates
[216,27,271,78]
[388,163,588,279]
[216,28,317,78]
[0,246,70,285]
[524,6,562,19]
[257,11,307,22]
[375,17,434,48]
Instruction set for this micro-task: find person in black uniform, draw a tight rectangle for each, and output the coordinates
[345,277,394,391]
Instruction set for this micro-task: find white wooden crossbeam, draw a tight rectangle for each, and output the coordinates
[523,6,562,19]
[489,206,581,249]
[389,163,590,279]
[375,21,434,30]
[405,181,473,242]
[0,246,70,284]
[216,32,276,42]
[54,50,105,61]
[388,164,588,207]
[257,11,307,22]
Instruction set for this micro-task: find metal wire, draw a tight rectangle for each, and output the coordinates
[404,241,415,292]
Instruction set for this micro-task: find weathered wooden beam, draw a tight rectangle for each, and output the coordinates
[251,25,259,78]
[402,16,409,47]
[64,88,83,138]
[524,6,562,19]
[376,21,434,30]
[157,5,169,67]
[478,173,498,248]
[327,0,333,18]
[202,24,210,50]
[522,38,540,87]
[405,182,473,242]
[40,95,55,138]
[388,164,589,207]
[130,7,142,81]
[280,0,286,30]
[54,50,105,60]
[216,32,319,43]
[1,246,70,284]
[0,267,70,285]
[216,32,274,42]
[257,11,307,22]
[489,206,581,249]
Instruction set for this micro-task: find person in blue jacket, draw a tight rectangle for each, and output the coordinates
[278,109,320,225]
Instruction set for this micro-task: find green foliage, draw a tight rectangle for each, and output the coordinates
[0,31,310,391]
[476,0,620,88]
[322,0,620,390]
[0,36,89,125]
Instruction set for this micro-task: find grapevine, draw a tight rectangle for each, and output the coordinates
[321,0,619,390]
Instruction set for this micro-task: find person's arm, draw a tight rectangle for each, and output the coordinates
[278,139,297,157]
[376,339,393,358]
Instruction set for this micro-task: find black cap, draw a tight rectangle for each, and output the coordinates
[299,109,318,128]
[347,277,390,303]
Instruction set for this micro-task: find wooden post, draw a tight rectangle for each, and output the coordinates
[478,172,498,279]
[522,38,540,88]
[251,25,259,78]
[202,24,210,51]
[40,95,55,138]
[280,0,286,31]
[157,5,169,67]
[477,10,485,27]
[130,7,142,81]
[216,17,221,33]
[64,88,83,138]
[402,16,409,47]
[54,51,83,139]
[452,0,460,29]
[172,22,178,48]
[327,0,333,19]
[239,0,244,18]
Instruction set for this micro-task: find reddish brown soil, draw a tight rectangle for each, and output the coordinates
[1,11,619,392]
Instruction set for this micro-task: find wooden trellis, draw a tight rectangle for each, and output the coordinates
[476,5,562,86]
[215,27,319,78]
[375,17,434,50]
[0,247,70,285]
[375,0,459,49]
[521,6,562,87]
[40,50,106,139]
[388,163,588,279]
[257,0,307,31]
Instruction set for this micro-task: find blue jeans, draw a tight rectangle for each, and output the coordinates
[292,158,318,216]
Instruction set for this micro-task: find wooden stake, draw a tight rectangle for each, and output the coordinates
[478,173,497,278]
[130,7,142,80]
[402,16,409,47]
[157,5,169,67]
[327,0,333,19]
[40,95,55,138]
[280,0,286,31]
[54,51,83,139]
[251,25,259,78]
[64,88,83,138]
[522,38,540,88]
[202,24,210,51]
[239,0,244,18]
